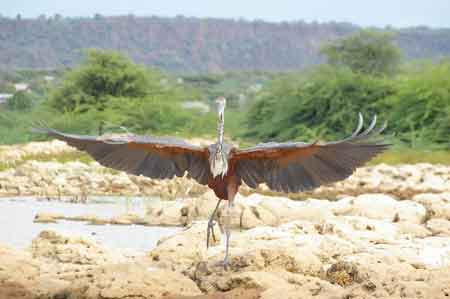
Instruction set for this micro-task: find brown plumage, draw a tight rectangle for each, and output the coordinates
[33,97,389,269]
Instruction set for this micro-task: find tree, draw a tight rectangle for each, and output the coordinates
[7,91,34,110]
[243,66,395,142]
[383,61,450,148]
[49,49,157,112]
[321,30,402,76]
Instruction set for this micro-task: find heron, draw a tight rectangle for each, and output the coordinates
[33,96,389,268]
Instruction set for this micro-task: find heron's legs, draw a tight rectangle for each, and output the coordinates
[222,199,234,270]
[206,199,222,249]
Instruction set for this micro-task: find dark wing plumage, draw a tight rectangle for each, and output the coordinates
[33,127,211,185]
[231,114,389,193]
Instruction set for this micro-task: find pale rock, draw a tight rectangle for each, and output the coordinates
[189,247,324,293]
[394,200,427,224]
[395,221,432,238]
[148,221,220,271]
[427,218,450,236]
[330,196,354,215]
[240,205,278,229]
[413,192,450,220]
[367,237,450,269]
[322,216,399,246]
[146,199,189,226]
[422,173,447,191]
[347,194,398,221]
[109,215,133,225]
[189,191,221,219]
[223,271,290,291]
[240,206,264,229]
[73,263,201,298]
[261,284,344,299]
[31,230,125,265]
[257,195,303,221]
[33,213,62,223]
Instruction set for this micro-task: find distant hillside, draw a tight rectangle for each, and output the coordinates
[1,15,449,72]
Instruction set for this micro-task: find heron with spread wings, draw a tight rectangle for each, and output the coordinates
[34,96,389,268]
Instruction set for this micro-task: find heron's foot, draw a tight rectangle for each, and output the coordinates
[206,219,216,249]
[213,255,230,271]
[222,254,230,270]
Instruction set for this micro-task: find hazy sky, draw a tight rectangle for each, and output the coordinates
[3,0,450,28]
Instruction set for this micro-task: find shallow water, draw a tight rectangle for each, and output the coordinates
[0,197,181,251]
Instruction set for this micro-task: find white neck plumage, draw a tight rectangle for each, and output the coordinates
[211,97,228,178]
[217,110,224,146]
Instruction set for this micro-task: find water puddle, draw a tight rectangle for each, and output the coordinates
[0,197,181,251]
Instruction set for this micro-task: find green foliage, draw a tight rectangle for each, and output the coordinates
[101,95,216,136]
[321,30,402,76]
[370,148,450,165]
[243,60,450,150]
[0,50,218,145]
[383,61,450,147]
[6,91,34,110]
[243,66,395,142]
[0,104,56,144]
[49,49,155,112]
[182,71,273,109]
[40,50,218,138]
[1,16,449,72]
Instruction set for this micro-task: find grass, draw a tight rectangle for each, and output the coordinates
[369,148,450,165]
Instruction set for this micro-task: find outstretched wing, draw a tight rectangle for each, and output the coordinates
[231,114,389,193]
[33,126,211,185]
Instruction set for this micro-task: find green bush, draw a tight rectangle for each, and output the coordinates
[383,61,450,148]
[49,49,158,112]
[243,66,395,142]
[321,29,402,76]
[6,91,34,110]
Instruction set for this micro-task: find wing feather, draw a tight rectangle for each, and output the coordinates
[33,126,211,185]
[231,115,390,193]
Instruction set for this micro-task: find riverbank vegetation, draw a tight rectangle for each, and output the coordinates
[0,30,448,164]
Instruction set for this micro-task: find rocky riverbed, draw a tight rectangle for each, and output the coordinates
[1,141,450,298]
[0,141,449,200]
[1,190,450,298]
[0,158,449,200]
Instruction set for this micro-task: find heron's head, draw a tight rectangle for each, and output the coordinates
[215,97,226,115]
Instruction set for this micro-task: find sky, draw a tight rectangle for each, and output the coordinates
[2,0,450,28]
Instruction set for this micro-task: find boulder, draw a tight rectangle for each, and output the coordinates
[31,230,125,265]
[0,245,70,299]
[145,199,191,226]
[148,221,221,271]
[342,194,426,224]
[70,263,201,298]
[33,212,61,223]
[426,218,450,236]
[413,192,450,220]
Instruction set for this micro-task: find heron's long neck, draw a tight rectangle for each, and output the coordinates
[217,110,224,148]
[211,109,228,178]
